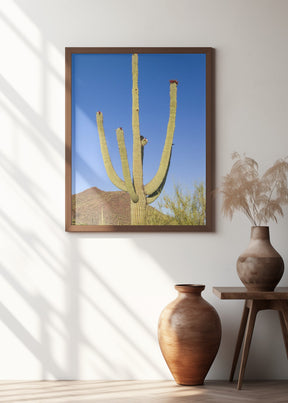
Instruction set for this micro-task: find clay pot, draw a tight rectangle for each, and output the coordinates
[237,226,284,291]
[158,284,221,385]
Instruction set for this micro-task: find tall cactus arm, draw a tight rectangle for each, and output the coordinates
[116,128,139,203]
[144,80,178,196]
[146,151,172,205]
[96,111,127,191]
[132,54,143,192]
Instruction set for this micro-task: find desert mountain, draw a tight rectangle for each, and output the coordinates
[72,187,131,225]
[72,187,172,225]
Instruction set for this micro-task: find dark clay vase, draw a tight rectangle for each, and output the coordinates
[158,284,221,386]
[237,226,284,291]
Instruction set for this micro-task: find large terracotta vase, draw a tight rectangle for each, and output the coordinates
[158,284,221,386]
[237,226,284,291]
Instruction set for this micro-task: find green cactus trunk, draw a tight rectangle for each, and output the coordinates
[131,195,146,225]
[96,53,178,225]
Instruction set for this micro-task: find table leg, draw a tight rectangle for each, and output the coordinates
[279,301,288,359]
[229,301,249,382]
[237,300,258,390]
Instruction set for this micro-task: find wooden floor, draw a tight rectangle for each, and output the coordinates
[0,380,288,403]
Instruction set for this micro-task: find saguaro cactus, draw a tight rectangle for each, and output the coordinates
[96,54,178,225]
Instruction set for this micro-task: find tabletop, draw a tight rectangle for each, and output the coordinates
[213,287,288,300]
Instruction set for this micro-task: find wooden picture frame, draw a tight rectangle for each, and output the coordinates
[65,47,214,232]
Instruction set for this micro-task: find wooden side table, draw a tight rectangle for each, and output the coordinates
[213,287,288,390]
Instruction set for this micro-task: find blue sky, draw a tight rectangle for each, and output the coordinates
[71,52,206,203]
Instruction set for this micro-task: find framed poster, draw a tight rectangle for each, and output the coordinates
[65,47,214,232]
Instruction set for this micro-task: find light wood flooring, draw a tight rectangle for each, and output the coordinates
[0,380,288,403]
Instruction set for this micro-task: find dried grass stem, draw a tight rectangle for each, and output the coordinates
[220,153,288,225]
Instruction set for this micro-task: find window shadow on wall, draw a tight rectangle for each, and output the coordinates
[0,2,167,380]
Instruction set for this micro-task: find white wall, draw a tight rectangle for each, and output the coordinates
[0,0,288,380]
